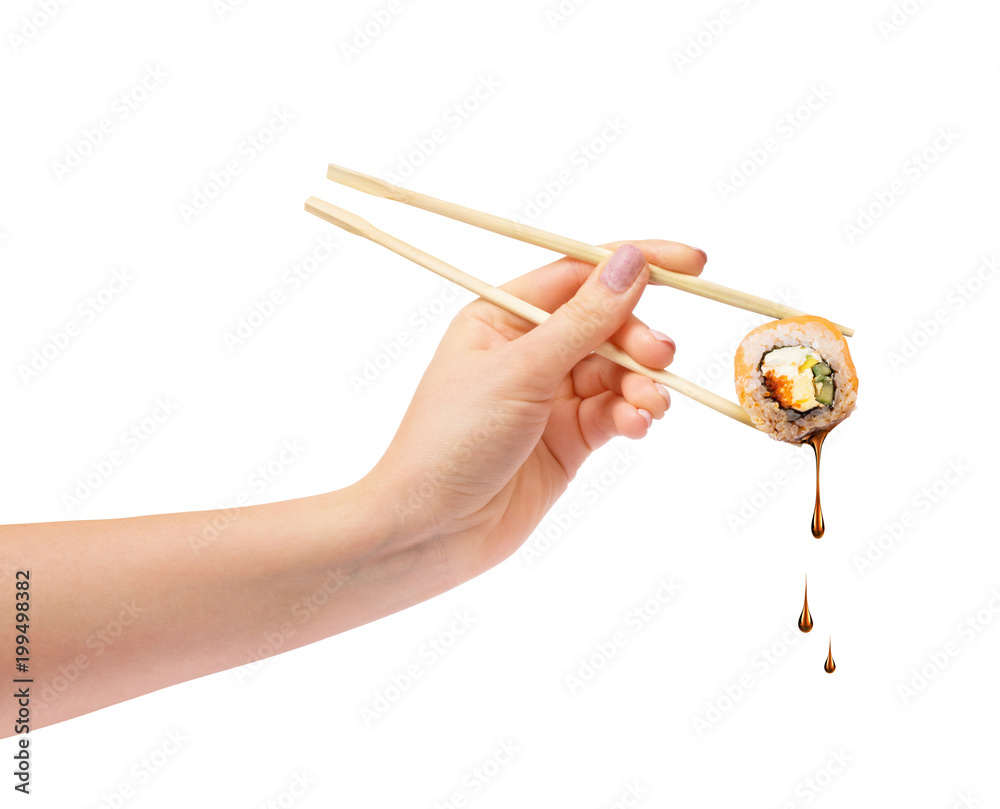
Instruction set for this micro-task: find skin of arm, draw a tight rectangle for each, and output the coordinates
[0,240,705,734]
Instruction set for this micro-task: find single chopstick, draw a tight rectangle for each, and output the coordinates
[325,163,855,338]
[305,196,756,430]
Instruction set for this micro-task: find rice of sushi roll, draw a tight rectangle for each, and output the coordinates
[735,316,857,443]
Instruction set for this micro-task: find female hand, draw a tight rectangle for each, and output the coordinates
[0,239,705,731]
[364,240,707,583]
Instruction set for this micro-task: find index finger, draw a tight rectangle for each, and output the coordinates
[497,238,706,314]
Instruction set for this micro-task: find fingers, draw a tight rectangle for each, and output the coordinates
[459,240,689,364]
[510,245,649,392]
[497,239,706,314]
[576,391,654,450]
[598,238,707,281]
[624,374,671,420]
[615,316,676,370]
[570,356,672,420]
[570,354,626,398]
[490,241,686,372]
[570,324,675,393]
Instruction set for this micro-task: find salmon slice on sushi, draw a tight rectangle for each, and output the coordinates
[735,316,858,444]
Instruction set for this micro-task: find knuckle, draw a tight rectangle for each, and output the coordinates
[561,295,608,337]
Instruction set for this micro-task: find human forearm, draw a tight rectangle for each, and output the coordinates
[3,240,694,735]
[0,476,457,733]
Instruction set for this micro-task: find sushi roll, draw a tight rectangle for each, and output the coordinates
[735,316,857,443]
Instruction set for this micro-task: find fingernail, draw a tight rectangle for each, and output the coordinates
[649,329,676,351]
[600,244,646,292]
[638,408,653,428]
[654,383,671,407]
[694,248,708,263]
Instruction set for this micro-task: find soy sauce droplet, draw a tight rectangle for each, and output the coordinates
[798,575,813,633]
[805,431,828,539]
[824,636,836,674]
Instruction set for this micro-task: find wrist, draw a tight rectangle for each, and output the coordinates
[356,462,482,584]
[321,472,467,614]
[353,461,442,552]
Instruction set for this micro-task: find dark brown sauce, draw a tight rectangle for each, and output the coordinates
[803,430,829,538]
[798,575,813,632]
[824,636,836,673]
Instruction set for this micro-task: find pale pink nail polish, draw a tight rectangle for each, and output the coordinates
[638,408,653,428]
[654,383,671,407]
[694,248,708,263]
[600,244,645,292]
[649,329,676,351]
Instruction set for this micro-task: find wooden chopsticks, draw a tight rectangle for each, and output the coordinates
[304,196,755,429]
[324,163,855,338]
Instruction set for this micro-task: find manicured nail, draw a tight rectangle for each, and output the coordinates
[649,329,675,350]
[654,383,671,407]
[600,244,646,292]
[638,408,653,428]
[694,248,708,263]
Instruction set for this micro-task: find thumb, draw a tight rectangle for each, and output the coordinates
[512,244,649,391]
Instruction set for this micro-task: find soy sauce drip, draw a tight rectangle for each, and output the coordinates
[824,636,836,673]
[804,430,829,538]
[798,575,813,633]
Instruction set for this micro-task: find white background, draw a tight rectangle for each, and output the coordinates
[2,0,999,806]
